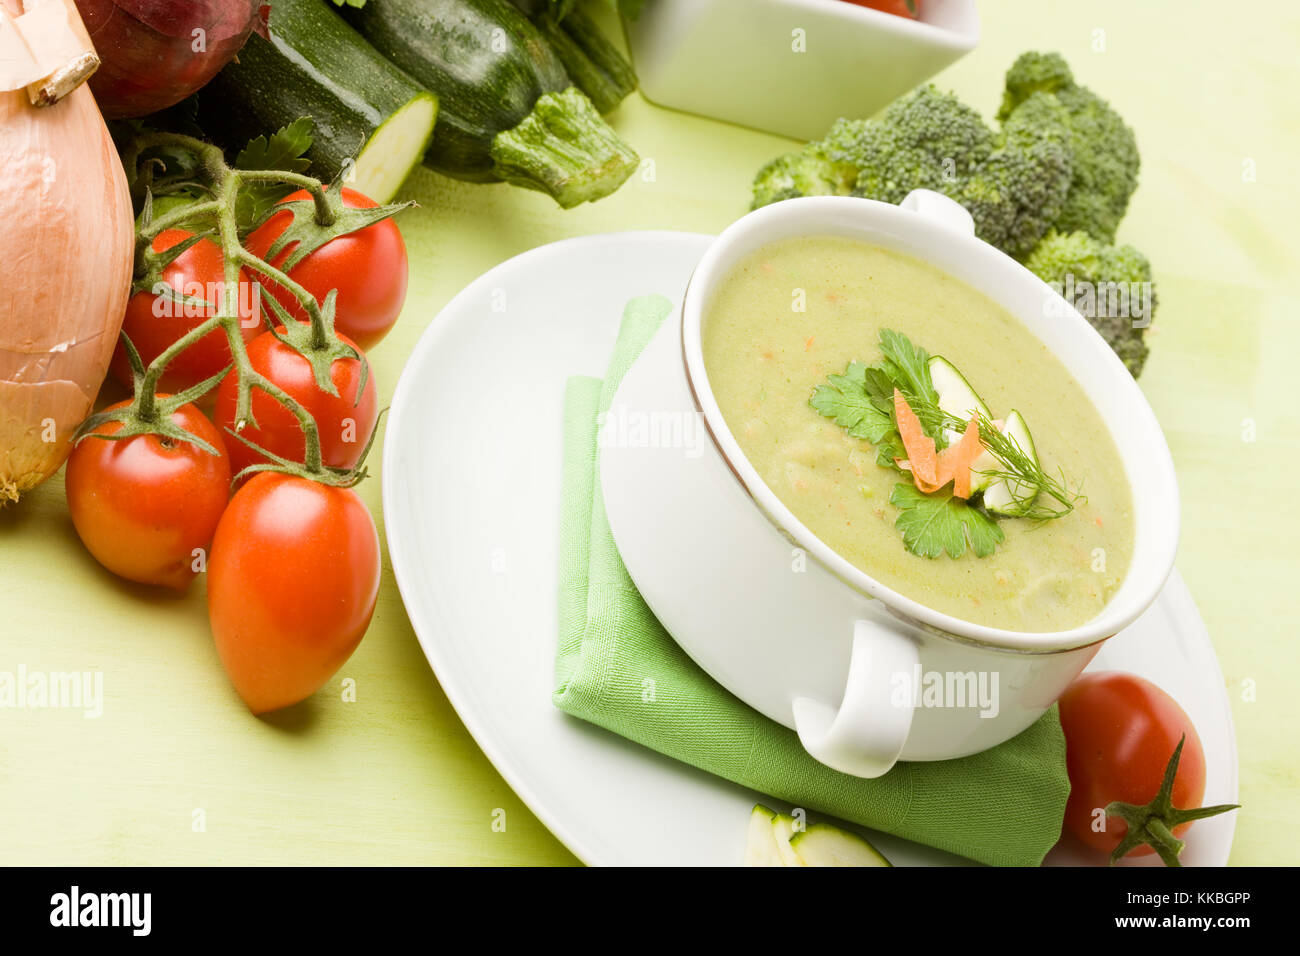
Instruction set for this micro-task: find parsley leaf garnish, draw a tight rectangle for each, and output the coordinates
[234,117,315,231]
[809,362,894,444]
[890,483,1004,559]
[875,432,906,472]
[877,328,946,444]
[235,116,314,174]
[878,329,935,402]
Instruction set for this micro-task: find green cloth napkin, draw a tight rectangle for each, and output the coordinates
[554,295,1070,866]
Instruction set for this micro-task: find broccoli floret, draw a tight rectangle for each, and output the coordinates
[999,88,1075,157]
[1024,230,1157,376]
[748,57,1140,258]
[1050,85,1140,241]
[960,92,1073,259]
[999,52,1139,243]
[750,146,856,210]
[844,86,994,205]
[997,51,1076,118]
[750,87,993,211]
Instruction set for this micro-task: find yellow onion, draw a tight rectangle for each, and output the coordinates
[1,0,133,503]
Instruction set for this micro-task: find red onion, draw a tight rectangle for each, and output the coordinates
[76,0,266,118]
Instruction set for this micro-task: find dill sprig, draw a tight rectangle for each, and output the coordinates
[934,408,1084,521]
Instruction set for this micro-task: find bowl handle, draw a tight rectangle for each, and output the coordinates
[900,188,976,237]
[791,609,920,778]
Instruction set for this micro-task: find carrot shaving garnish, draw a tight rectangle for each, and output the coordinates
[893,388,937,488]
[804,335,815,351]
[913,471,947,494]
[895,389,983,497]
[939,415,982,499]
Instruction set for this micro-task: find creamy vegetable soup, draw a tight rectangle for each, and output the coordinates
[702,236,1134,632]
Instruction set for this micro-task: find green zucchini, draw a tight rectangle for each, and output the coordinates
[200,0,438,203]
[789,823,892,867]
[982,411,1041,516]
[509,0,637,113]
[770,813,806,867]
[929,356,992,426]
[743,805,782,867]
[928,354,999,492]
[347,0,638,208]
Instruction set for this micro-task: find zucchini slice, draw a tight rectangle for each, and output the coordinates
[790,822,893,867]
[929,355,996,491]
[770,813,807,867]
[929,355,992,427]
[982,410,1041,516]
[201,0,437,203]
[743,805,784,867]
[348,0,638,207]
[969,444,1000,495]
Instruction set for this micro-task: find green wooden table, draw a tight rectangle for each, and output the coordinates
[2,1,1295,866]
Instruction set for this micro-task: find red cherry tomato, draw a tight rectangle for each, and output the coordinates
[244,188,408,351]
[207,472,380,714]
[212,327,378,475]
[65,399,231,590]
[1058,672,1208,858]
[113,229,261,393]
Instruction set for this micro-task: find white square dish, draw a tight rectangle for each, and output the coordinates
[622,0,980,140]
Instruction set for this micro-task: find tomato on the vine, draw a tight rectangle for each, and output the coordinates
[244,187,408,352]
[207,472,380,714]
[113,229,261,393]
[213,327,378,475]
[1058,672,1214,859]
[65,399,231,590]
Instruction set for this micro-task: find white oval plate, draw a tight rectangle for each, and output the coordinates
[383,232,1238,866]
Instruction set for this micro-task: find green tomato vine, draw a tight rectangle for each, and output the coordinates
[77,130,411,488]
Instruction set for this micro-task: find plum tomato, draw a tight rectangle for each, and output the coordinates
[112,229,261,393]
[1058,672,1209,858]
[244,187,408,352]
[207,472,380,714]
[213,327,378,475]
[65,399,231,590]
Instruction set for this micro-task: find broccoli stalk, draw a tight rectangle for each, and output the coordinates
[1024,230,1157,377]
